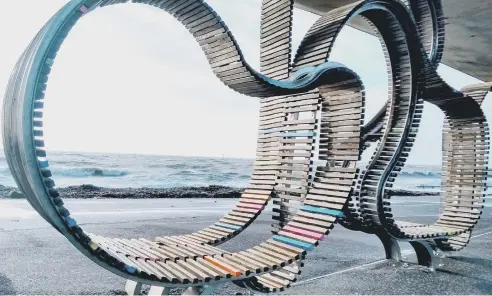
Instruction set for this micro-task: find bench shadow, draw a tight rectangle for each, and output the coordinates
[435,256,492,292]
[446,256,492,269]
[434,268,492,291]
[0,273,16,294]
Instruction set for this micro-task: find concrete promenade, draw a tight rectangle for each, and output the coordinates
[0,197,490,295]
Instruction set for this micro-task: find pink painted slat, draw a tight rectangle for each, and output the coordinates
[283,225,324,240]
[237,202,264,210]
[79,5,89,14]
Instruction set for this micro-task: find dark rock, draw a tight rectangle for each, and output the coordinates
[9,191,24,199]
[0,184,439,199]
[55,185,243,199]
[386,189,440,196]
[79,184,101,191]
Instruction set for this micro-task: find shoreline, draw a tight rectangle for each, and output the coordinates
[0,184,440,199]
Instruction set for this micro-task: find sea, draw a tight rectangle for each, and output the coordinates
[0,150,486,192]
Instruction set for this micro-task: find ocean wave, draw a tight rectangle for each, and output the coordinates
[52,167,129,177]
[165,163,188,169]
[415,184,440,188]
[400,171,441,178]
[171,170,197,176]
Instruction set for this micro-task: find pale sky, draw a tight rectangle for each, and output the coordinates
[0,1,489,165]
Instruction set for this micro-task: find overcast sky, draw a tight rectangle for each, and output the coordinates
[0,1,489,165]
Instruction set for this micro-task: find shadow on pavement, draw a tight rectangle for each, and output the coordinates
[0,273,16,294]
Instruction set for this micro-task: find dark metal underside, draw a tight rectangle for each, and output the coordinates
[294,0,492,82]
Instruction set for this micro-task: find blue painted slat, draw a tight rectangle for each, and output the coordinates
[39,160,50,168]
[283,132,315,138]
[302,205,343,217]
[259,128,280,135]
[215,222,242,231]
[64,216,77,228]
[124,265,137,273]
[273,235,314,251]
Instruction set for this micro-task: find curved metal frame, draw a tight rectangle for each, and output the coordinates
[2,0,490,294]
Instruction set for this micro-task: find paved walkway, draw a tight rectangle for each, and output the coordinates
[0,198,490,295]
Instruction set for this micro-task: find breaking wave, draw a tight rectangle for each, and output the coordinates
[52,167,129,177]
[400,171,441,178]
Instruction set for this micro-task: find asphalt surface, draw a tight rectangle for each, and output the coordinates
[0,196,491,295]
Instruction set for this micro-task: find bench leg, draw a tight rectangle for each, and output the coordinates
[376,230,402,261]
[409,240,437,271]
[182,285,217,295]
[148,286,171,295]
[125,281,217,296]
[125,280,143,296]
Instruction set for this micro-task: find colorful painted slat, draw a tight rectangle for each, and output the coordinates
[79,5,89,14]
[283,225,324,240]
[301,205,343,217]
[259,128,281,135]
[38,160,50,168]
[214,222,242,231]
[237,203,265,210]
[204,257,242,277]
[272,235,314,251]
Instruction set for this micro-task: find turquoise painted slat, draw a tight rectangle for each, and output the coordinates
[302,205,343,217]
[215,222,242,231]
[283,132,315,138]
[273,235,314,251]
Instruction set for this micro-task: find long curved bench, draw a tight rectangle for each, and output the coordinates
[266,0,487,276]
[337,0,489,265]
[2,0,489,294]
[3,0,365,292]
